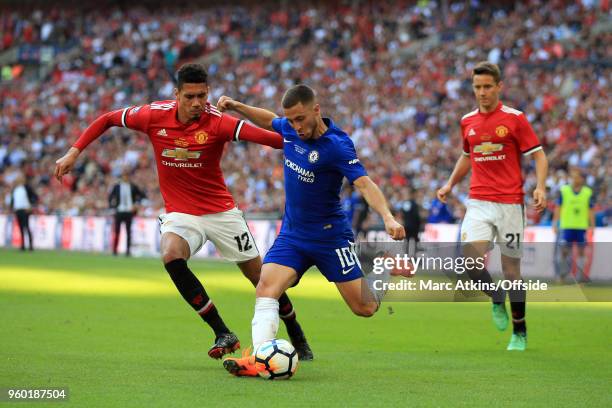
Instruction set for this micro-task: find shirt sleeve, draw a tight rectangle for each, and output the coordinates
[335,137,367,183]
[271,117,284,134]
[217,113,244,142]
[516,114,542,156]
[72,105,151,151]
[123,105,152,133]
[217,113,283,148]
[461,123,470,156]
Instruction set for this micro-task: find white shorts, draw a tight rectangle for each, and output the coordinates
[460,199,525,258]
[159,208,259,262]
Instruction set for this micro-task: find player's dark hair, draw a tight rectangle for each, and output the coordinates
[472,61,501,83]
[281,84,316,109]
[176,63,208,89]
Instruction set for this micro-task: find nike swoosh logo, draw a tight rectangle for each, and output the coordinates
[283,138,292,143]
[342,266,355,275]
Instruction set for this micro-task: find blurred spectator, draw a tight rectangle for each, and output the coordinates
[552,168,595,282]
[8,173,37,251]
[0,0,609,225]
[395,186,421,244]
[108,169,146,256]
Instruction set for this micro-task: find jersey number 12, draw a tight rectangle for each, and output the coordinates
[234,232,253,252]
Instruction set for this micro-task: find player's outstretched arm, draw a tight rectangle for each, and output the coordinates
[353,176,405,240]
[437,154,471,203]
[237,121,284,149]
[54,109,126,181]
[531,149,548,212]
[217,96,277,131]
[54,147,82,181]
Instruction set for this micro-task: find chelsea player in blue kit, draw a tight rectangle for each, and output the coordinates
[217,85,405,376]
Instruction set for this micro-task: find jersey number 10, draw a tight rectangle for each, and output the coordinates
[335,244,360,268]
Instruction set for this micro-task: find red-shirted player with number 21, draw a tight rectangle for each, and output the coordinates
[54,63,313,361]
[437,61,548,351]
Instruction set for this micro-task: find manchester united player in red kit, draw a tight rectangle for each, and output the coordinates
[437,62,548,351]
[54,64,313,360]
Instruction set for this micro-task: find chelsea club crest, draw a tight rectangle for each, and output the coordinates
[308,150,319,163]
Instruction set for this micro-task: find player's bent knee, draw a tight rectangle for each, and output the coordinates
[255,278,277,298]
[160,233,190,264]
[161,252,181,265]
[350,302,377,318]
[161,243,190,264]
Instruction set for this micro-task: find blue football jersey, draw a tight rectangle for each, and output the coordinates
[272,117,367,241]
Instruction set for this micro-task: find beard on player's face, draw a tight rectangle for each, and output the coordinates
[187,99,204,116]
[176,83,208,122]
[303,110,321,139]
[299,118,318,140]
[189,110,201,120]
[178,100,203,122]
[302,118,314,139]
[177,104,200,121]
[284,102,322,140]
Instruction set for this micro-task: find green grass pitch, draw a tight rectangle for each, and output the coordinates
[1,249,610,407]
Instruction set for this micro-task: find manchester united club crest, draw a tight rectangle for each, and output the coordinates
[195,131,208,145]
[308,150,319,163]
[175,138,189,148]
[495,125,509,137]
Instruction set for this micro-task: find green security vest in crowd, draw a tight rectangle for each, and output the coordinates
[559,185,592,230]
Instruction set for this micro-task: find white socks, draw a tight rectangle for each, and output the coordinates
[252,297,279,348]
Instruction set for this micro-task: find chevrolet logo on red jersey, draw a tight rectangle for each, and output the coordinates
[473,142,503,155]
[161,148,201,161]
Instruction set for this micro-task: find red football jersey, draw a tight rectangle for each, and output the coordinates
[120,101,241,214]
[461,102,542,204]
[72,100,282,215]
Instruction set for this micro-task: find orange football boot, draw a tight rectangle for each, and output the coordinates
[223,347,263,377]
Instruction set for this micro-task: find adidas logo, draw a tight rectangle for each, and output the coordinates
[468,129,476,136]
[157,129,168,137]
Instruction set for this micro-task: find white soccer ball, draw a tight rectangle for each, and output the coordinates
[254,339,299,380]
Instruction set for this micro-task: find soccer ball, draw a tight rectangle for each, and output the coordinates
[254,339,299,380]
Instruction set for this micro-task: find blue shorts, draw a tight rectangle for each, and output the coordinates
[263,233,363,283]
[561,229,587,244]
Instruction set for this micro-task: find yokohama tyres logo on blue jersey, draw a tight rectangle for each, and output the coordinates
[285,158,315,183]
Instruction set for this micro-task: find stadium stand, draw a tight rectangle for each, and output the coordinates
[1,0,610,227]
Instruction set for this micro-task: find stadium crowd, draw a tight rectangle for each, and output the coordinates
[1,0,610,228]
